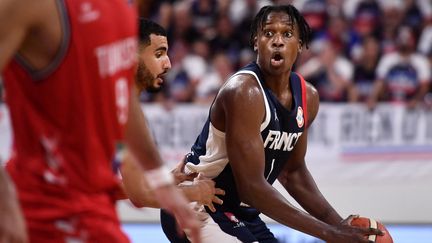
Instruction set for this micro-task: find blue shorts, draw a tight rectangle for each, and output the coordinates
[160,207,278,243]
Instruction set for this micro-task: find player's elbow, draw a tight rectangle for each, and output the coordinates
[129,197,146,208]
[128,193,158,208]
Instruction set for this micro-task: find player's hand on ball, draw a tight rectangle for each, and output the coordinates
[327,215,384,243]
[349,216,393,243]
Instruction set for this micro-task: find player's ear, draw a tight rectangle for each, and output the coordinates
[253,37,258,51]
[298,41,303,53]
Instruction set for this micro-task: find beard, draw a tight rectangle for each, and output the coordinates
[136,61,163,93]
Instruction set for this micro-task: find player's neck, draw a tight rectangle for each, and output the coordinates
[263,72,291,95]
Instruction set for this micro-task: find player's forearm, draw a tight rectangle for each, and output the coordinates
[127,187,160,208]
[127,183,203,208]
[121,154,165,208]
[178,184,204,202]
[292,186,342,225]
[0,168,18,207]
[239,181,336,241]
[287,170,342,225]
[125,87,164,171]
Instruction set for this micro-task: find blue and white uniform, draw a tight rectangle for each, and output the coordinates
[161,62,309,243]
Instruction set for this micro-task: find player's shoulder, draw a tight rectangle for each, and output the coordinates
[218,72,263,101]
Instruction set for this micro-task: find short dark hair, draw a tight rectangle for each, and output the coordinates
[138,18,167,46]
[250,5,311,49]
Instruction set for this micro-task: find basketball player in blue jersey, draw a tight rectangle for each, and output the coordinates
[161,5,383,243]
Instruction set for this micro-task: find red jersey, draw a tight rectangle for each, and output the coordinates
[3,0,137,221]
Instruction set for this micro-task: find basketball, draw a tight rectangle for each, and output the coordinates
[350,217,393,243]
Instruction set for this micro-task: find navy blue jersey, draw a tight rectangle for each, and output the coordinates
[161,62,308,242]
[184,62,308,210]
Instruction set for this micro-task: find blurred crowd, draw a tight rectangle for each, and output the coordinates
[1,0,432,109]
[140,0,432,110]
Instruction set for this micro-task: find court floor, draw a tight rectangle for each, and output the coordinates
[122,223,432,243]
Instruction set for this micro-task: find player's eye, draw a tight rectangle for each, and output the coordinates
[155,51,163,58]
[264,31,273,37]
[284,31,293,38]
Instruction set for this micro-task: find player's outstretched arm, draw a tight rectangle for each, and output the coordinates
[216,76,373,243]
[121,153,224,210]
[277,83,382,241]
[0,168,28,243]
[276,82,344,224]
[124,87,201,242]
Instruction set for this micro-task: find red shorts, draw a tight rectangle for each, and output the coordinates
[26,214,129,243]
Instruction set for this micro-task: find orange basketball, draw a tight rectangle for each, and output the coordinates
[350,217,393,243]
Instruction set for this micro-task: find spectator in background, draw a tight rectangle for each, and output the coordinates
[418,17,432,62]
[367,25,431,109]
[418,17,432,108]
[194,53,234,104]
[168,37,210,103]
[158,1,203,103]
[403,0,426,34]
[209,13,242,64]
[298,40,356,102]
[232,0,272,49]
[190,0,219,39]
[138,0,432,105]
[167,1,199,55]
[347,0,381,60]
[315,12,350,55]
[229,0,271,26]
[300,0,327,38]
[378,0,405,54]
[352,35,381,102]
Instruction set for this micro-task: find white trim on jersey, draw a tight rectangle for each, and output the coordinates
[184,69,271,179]
[184,123,229,179]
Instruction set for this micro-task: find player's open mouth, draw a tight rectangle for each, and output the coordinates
[157,73,167,83]
[271,52,284,66]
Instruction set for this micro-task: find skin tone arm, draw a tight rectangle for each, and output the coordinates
[0,0,201,241]
[120,151,224,211]
[0,168,28,243]
[125,87,201,242]
[278,84,384,240]
[277,83,342,225]
[0,1,59,242]
[212,75,379,243]
[0,0,61,70]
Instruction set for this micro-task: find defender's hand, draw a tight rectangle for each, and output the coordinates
[193,174,225,212]
[154,184,201,243]
[171,158,197,185]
